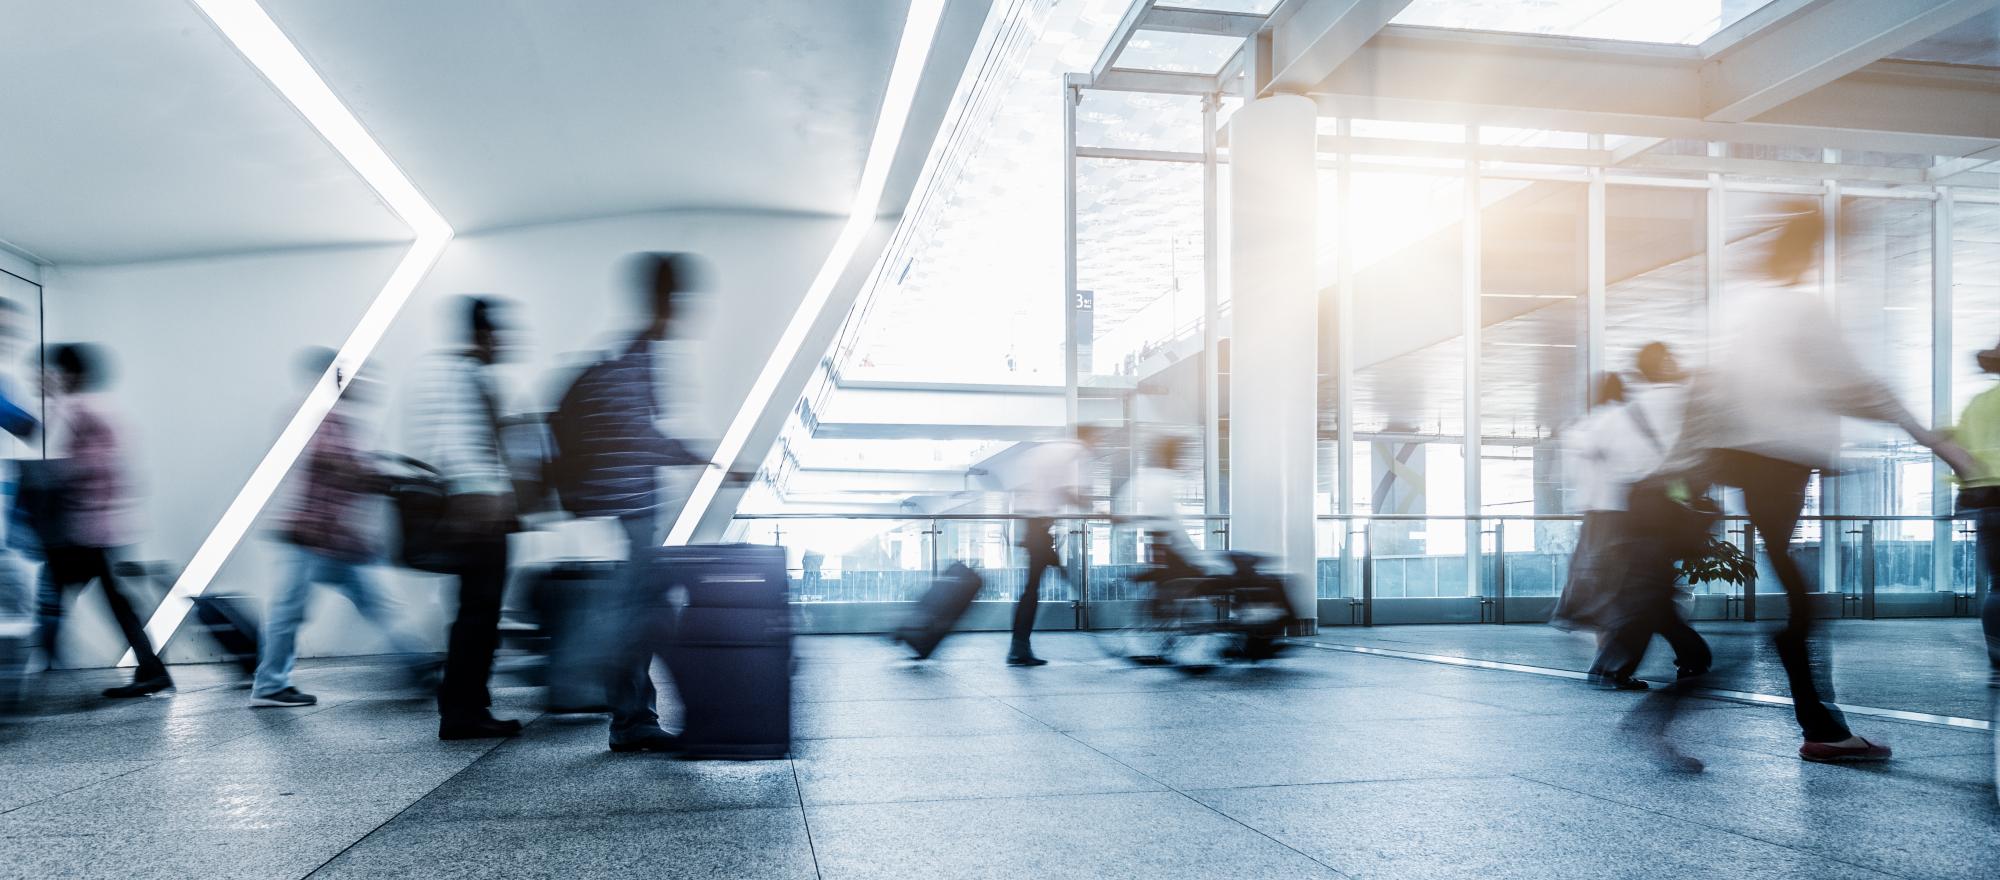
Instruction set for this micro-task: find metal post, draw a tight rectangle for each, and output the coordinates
[1934,186,1956,598]
[1062,74,1083,431]
[1494,519,1507,624]
[1741,521,1758,623]
[1201,93,1222,520]
[1861,520,1878,620]
[1705,142,1725,358]
[1335,116,1360,603]
[1820,152,1842,599]
[1463,127,1483,599]
[1361,521,1374,626]
[1585,135,1607,388]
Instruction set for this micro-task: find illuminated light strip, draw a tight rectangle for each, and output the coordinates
[1291,640,1992,732]
[666,0,946,546]
[126,0,452,664]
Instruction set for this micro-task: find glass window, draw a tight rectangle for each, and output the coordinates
[1116,29,1243,75]
[1394,0,1776,44]
[1953,202,2000,420]
[1479,183,1587,546]
[1604,185,1706,369]
[1348,171,1470,575]
[1833,197,1936,524]
[1075,157,1207,381]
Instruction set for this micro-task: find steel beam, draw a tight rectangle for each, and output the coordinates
[1700,0,2000,122]
[1145,5,1265,39]
[1262,0,1415,96]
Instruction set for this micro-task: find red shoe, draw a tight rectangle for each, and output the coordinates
[1799,737,1891,763]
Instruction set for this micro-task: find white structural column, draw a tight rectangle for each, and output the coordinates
[1227,94,1319,623]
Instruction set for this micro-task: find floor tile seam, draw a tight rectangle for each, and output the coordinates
[1174,772,1523,795]
[298,715,538,879]
[789,758,825,880]
[798,782,1172,810]
[1041,723,1357,880]
[1504,772,1923,880]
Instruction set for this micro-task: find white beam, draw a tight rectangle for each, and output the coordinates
[1313,27,2000,157]
[1700,0,2000,122]
[1092,0,1156,84]
[1262,0,1415,96]
[1144,5,1265,39]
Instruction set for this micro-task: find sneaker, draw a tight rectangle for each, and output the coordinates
[609,727,682,754]
[249,687,318,708]
[103,673,173,699]
[1006,654,1049,667]
[1799,737,1892,763]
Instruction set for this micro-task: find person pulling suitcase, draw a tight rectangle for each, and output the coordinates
[546,253,710,754]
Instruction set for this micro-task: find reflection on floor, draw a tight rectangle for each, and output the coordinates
[1305,618,1996,720]
[0,630,1991,879]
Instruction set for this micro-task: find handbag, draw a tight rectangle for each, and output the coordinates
[10,458,76,555]
[381,454,455,573]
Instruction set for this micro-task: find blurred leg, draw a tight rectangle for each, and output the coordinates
[1720,451,1850,743]
[35,552,72,665]
[438,536,508,723]
[1979,508,2000,669]
[252,546,318,696]
[331,558,428,658]
[91,549,165,679]
[607,514,661,735]
[1012,518,1056,659]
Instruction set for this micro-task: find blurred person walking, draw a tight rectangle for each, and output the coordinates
[408,297,524,739]
[1949,338,2000,680]
[0,298,38,712]
[546,253,707,754]
[1671,206,1976,762]
[250,349,430,708]
[31,344,170,697]
[1005,427,1101,666]
[1560,345,1711,689]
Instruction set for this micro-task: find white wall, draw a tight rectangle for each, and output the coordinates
[41,209,841,666]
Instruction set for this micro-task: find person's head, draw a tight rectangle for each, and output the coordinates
[464,295,513,364]
[631,252,708,341]
[1979,338,2000,376]
[1634,342,1683,384]
[1763,202,1824,286]
[1151,435,1186,470]
[49,343,108,394]
[1592,371,1626,407]
[1075,424,1113,450]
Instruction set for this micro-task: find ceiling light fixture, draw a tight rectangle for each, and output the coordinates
[667,0,947,545]
[127,0,452,663]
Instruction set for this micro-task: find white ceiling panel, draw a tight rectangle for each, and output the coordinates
[264,0,912,232]
[0,0,410,264]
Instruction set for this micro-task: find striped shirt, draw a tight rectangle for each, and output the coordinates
[557,337,701,518]
[406,351,512,497]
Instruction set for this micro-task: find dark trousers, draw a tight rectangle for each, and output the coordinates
[37,546,165,678]
[1602,593,1714,682]
[1709,449,1851,743]
[437,534,509,723]
[1976,507,2000,669]
[1014,518,1061,655]
[608,513,666,734]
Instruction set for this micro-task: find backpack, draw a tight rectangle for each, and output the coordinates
[546,356,615,514]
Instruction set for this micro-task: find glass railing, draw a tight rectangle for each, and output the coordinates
[724,512,1991,631]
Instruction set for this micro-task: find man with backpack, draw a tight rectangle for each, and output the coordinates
[547,253,707,754]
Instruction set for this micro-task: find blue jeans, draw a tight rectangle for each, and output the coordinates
[254,546,425,697]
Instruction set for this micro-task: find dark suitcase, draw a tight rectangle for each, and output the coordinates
[189,594,260,676]
[895,562,982,660]
[525,560,621,713]
[654,544,791,760]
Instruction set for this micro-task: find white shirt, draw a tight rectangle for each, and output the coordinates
[1678,287,1912,470]
[1010,439,1086,516]
[1562,382,1686,513]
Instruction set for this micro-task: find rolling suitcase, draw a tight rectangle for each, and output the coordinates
[896,564,980,660]
[894,561,982,660]
[524,560,621,713]
[189,594,260,676]
[654,544,791,760]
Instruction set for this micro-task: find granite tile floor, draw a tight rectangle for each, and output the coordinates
[0,629,1992,879]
